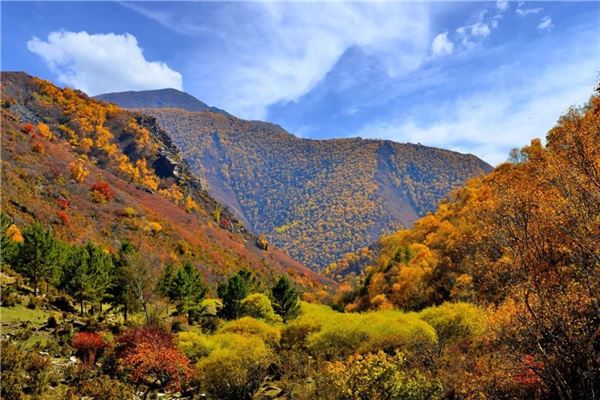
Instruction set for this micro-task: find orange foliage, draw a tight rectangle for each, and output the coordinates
[68,159,89,183]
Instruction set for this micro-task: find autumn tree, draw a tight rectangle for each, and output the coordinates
[116,325,192,399]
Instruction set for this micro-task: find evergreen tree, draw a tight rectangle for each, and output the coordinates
[159,261,207,324]
[60,242,113,315]
[14,223,60,295]
[217,270,256,320]
[271,276,300,322]
[109,240,137,321]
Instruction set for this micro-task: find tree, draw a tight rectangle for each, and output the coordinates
[217,270,257,320]
[14,223,60,295]
[271,276,300,322]
[158,261,207,324]
[116,325,192,399]
[108,240,138,321]
[122,251,161,324]
[0,213,21,266]
[60,242,113,315]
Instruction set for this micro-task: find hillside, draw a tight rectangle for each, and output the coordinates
[95,88,228,114]
[94,97,492,268]
[0,72,328,289]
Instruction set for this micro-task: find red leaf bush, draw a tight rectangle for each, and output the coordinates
[72,331,106,365]
[116,325,192,394]
[90,181,114,203]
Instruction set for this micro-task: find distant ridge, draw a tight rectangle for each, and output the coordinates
[95,88,228,115]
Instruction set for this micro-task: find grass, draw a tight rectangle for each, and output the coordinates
[0,304,55,333]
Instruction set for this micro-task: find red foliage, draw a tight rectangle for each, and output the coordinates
[514,354,543,385]
[57,198,71,210]
[116,326,191,393]
[72,331,106,364]
[21,123,34,134]
[31,141,45,153]
[90,181,114,201]
[56,210,71,225]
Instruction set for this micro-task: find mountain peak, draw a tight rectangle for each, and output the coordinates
[95,88,228,115]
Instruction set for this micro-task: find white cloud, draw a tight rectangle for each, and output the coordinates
[356,53,597,165]
[538,16,554,31]
[431,32,454,57]
[27,31,182,95]
[496,0,510,12]
[127,3,431,120]
[471,22,491,38]
[516,2,543,17]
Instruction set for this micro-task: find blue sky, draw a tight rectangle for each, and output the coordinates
[2,1,599,164]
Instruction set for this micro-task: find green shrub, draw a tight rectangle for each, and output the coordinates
[241,293,281,323]
[297,303,437,359]
[1,341,26,400]
[196,334,274,400]
[219,317,281,348]
[418,302,487,352]
[177,330,216,363]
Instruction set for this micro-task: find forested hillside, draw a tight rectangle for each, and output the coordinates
[96,97,491,268]
[0,72,327,289]
[328,94,600,397]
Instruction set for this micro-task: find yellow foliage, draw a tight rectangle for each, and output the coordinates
[68,159,89,183]
[6,224,24,243]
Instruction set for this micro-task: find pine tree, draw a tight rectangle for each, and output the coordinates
[109,240,137,321]
[159,261,207,324]
[15,223,60,295]
[271,276,300,322]
[60,242,113,315]
[217,270,255,320]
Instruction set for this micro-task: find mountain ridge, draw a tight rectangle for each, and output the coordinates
[96,89,493,268]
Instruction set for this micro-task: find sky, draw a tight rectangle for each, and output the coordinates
[2,1,599,165]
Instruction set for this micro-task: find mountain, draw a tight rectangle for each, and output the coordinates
[95,88,228,115]
[96,91,492,268]
[0,72,328,289]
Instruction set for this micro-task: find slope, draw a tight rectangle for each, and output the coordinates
[0,72,328,289]
[95,88,228,114]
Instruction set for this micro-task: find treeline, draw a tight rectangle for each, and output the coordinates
[1,213,300,326]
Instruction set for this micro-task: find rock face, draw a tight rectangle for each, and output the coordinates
[95,90,493,269]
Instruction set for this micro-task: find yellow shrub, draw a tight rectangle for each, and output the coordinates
[68,159,89,183]
[219,317,281,348]
[145,222,163,234]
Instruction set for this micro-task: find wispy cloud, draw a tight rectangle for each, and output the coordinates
[496,0,510,12]
[125,2,431,120]
[27,31,182,95]
[538,16,554,31]
[516,2,543,17]
[356,47,597,165]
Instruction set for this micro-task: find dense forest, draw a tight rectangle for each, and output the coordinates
[116,103,491,268]
[1,71,598,400]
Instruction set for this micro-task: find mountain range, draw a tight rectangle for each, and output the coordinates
[97,89,492,268]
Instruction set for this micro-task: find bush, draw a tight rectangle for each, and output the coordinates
[219,317,281,348]
[241,293,281,322]
[316,351,442,400]
[1,341,27,400]
[24,353,51,397]
[177,330,215,363]
[196,334,274,400]
[418,302,487,352]
[79,375,135,399]
[72,331,106,364]
[298,303,438,360]
[90,181,114,203]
